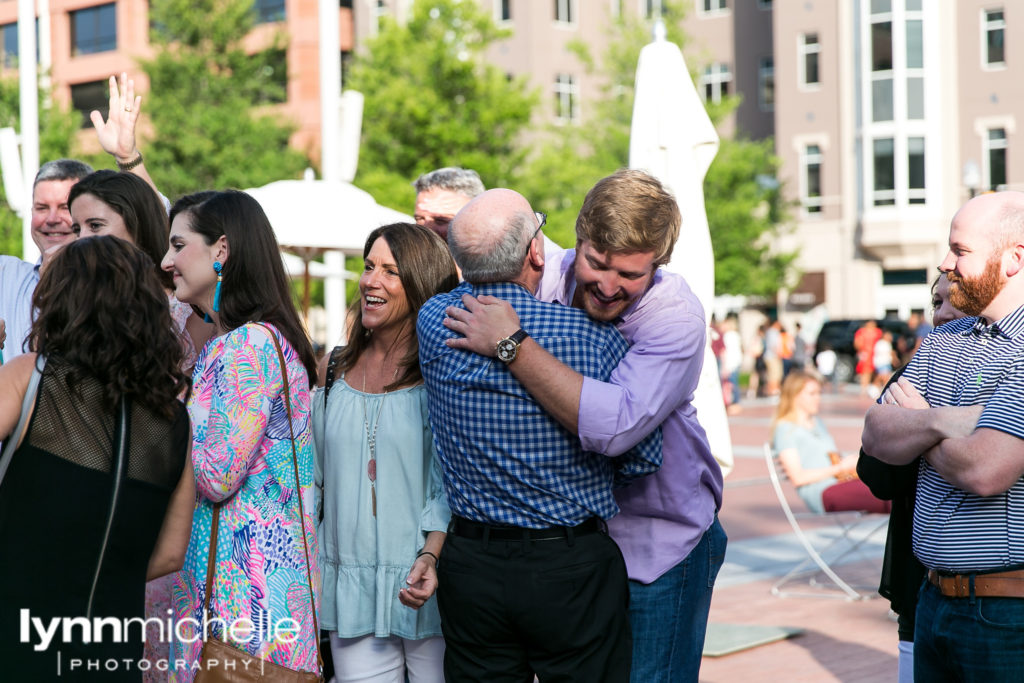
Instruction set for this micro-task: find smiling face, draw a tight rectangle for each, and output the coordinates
[414,188,471,241]
[71,193,132,242]
[31,178,80,252]
[571,240,657,322]
[931,273,966,327]
[360,237,411,334]
[161,211,223,310]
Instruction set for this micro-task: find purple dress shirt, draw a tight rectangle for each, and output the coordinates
[538,247,724,583]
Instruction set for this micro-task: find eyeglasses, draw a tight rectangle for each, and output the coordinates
[525,212,546,257]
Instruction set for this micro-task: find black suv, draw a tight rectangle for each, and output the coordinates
[813,319,913,383]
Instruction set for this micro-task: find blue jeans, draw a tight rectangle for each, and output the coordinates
[915,579,1024,682]
[627,516,727,683]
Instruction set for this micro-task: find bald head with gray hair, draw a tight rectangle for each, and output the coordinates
[448,189,543,285]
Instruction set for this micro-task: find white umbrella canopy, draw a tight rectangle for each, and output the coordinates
[244,176,412,253]
[628,21,734,477]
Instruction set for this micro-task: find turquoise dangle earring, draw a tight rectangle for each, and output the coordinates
[212,261,223,312]
[204,261,223,323]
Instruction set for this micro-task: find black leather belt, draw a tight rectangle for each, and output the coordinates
[449,515,603,541]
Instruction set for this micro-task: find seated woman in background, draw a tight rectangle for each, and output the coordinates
[772,368,891,514]
[314,222,458,683]
[0,237,194,680]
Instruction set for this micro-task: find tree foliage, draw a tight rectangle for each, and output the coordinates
[346,0,536,211]
[141,0,308,198]
[0,76,80,257]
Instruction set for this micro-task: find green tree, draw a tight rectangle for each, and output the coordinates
[141,0,308,198]
[0,76,80,257]
[346,0,536,212]
[518,1,796,296]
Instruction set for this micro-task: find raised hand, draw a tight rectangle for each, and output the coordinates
[90,72,142,164]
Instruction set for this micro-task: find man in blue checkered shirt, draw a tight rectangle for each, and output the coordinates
[417,188,662,682]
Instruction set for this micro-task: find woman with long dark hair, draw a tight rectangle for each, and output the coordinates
[0,237,194,679]
[314,223,457,683]
[69,169,212,371]
[161,190,320,680]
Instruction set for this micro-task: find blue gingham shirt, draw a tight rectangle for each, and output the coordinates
[0,255,39,364]
[417,281,663,528]
[900,305,1024,572]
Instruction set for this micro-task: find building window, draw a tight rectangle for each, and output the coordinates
[907,137,925,204]
[700,0,728,12]
[554,0,575,24]
[986,128,1008,190]
[71,80,108,128]
[371,0,387,36]
[983,9,1005,67]
[799,33,819,87]
[645,0,663,19]
[700,63,731,104]
[497,0,512,22]
[70,3,117,56]
[873,138,896,206]
[802,144,823,214]
[253,0,285,24]
[758,57,774,111]
[1,23,17,68]
[758,0,772,8]
[554,73,578,123]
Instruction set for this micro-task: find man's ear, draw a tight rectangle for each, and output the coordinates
[214,235,229,264]
[528,236,545,270]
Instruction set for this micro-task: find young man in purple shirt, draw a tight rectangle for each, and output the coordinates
[445,169,726,682]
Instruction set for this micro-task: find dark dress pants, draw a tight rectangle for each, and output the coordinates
[437,526,632,682]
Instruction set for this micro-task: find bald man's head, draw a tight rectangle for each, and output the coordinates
[448,189,544,284]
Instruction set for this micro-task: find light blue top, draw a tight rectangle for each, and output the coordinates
[0,256,39,364]
[312,379,449,639]
[772,418,838,514]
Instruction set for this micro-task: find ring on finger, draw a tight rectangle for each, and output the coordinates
[124,105,133,112]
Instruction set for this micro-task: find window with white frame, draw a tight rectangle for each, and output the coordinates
[554,73,578,123]
[700,63,731,104]
[802,144,823,214]
[371,0,387,36]
[907,136,925,204]
[873,137,896,206]
[70,2,117,56]
[496,0,511,22]
[554,0,575,25]
[799,33,820,88]
[986,128,1007,190]
[700,0,727,13]
[983,9,1005,67]
[758,57,774,111]
[646,0,663,19]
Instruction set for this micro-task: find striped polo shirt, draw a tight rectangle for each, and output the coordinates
[901,305,1024,572]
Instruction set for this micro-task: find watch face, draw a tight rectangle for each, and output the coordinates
[496,338,518,363]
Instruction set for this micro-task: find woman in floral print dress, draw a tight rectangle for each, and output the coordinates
[161,191,321,680]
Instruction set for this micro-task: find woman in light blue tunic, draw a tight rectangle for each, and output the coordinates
[313,223,458,683]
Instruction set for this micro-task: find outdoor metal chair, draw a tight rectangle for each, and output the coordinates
[764,443,888,601]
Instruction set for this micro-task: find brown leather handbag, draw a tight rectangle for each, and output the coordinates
[194,325,323,682]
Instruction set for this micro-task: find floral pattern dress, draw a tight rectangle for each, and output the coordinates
[170,323,320,681]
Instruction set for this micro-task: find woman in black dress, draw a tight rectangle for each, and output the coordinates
[0,236,195,680]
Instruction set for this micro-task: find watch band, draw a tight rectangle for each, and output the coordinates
[509,328,529,344]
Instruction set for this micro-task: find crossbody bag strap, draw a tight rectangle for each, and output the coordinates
[0,356,46,488]
[203,501,222,623]
[323,346,343,402]
[257,323,323,672]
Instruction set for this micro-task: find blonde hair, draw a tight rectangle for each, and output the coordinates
[575,169,681,266]
[771,369,823,435]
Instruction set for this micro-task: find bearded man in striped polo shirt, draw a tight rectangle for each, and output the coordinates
[862,191,1024,682]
